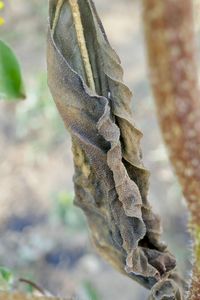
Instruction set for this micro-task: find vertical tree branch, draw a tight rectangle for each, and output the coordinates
[142,0,200,298]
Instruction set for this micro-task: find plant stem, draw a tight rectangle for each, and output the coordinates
[52,0,64,33]
[69,0,96,92]
[142,0,200,299]
[52,0,95,92]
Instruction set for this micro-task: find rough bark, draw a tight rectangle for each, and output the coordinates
[142,1,200,299]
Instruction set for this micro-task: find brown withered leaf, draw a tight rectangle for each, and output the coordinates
[47,0,185,296]
[148,272,187,300]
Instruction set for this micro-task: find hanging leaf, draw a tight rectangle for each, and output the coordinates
[0,40,25,101]
[47,0,186,297]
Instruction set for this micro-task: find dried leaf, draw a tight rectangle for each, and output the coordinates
[47,0,185,296]
[148,272,187,300]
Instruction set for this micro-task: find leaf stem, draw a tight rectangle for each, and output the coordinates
[52,0,64,34]
[69,0,96,92]
[52,0,96,92]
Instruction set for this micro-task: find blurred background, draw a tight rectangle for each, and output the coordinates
[0,0,195,299]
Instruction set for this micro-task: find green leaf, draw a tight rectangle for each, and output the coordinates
[0,40,25,100]
[83,281,100,300]
[0,267,13,283]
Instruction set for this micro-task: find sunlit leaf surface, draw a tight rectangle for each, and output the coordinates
[0,40,25,100]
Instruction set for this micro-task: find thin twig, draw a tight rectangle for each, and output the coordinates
[19,278,52,296]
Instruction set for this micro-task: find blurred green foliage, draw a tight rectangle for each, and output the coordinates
[15,72,65,147]
[0,40,25,100]
[52,191,87,231]
[0,266,13,291]
[82,281,101,300]
[22,282,34,294]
